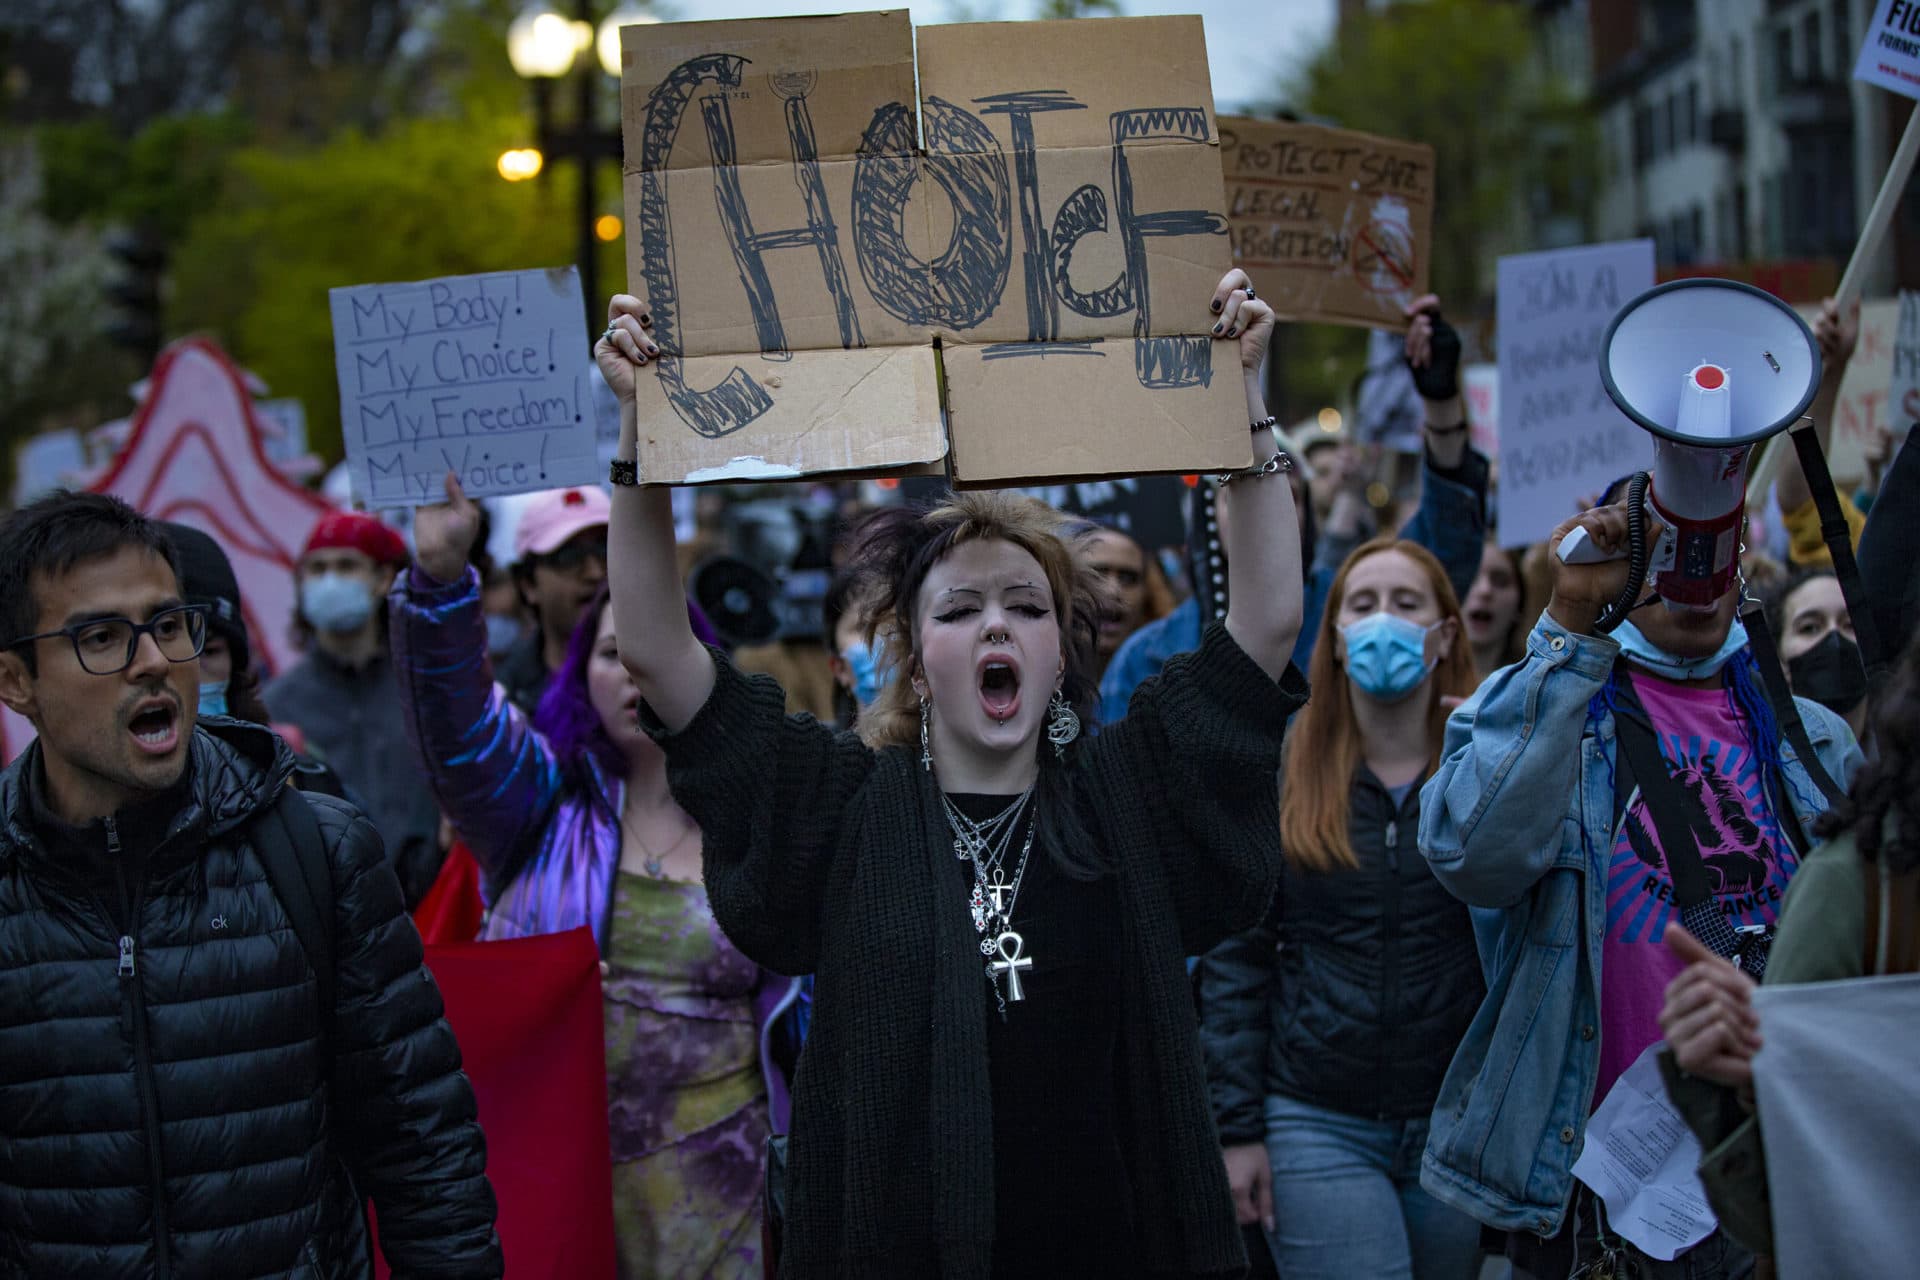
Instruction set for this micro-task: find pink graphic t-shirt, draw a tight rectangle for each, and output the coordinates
[1595,677,1798,1105]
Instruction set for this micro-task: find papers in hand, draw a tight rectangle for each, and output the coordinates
[1571,1043,1717,1261]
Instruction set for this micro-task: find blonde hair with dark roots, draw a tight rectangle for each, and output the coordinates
[852,490,1101,754]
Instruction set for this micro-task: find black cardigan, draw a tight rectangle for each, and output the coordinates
[647,622,1306,1279]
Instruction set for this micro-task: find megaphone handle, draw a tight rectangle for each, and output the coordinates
[1556,525,1623,565]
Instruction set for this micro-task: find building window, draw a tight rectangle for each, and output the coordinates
[1804,10,1824,81]
[1774,23,1794,94]
[1833,0,1850,73]
[1731,35,1745,106]
[1684,83,1699,146]
[1691,206,1705,259]
[1634,104,1653,168]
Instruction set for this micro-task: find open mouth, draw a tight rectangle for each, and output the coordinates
[978,656,1022,723]
[128,700,181,756]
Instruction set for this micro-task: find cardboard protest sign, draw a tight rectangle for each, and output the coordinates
[1494,240,1655,550]
[329,267,598,506]
[1218,116,1432,329]
[1889,291,1920,446]
[1352,328,1425,452]
[1784,296,1898,485]
[915,18,1247,485]
[1854,0,1920,99]
[618,12,1249,487]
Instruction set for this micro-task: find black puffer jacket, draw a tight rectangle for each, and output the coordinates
[1197,768,1484,1141]
[0,718,501,1279]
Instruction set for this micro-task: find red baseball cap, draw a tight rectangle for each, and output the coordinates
[302,511,409,567]
[514,486,611,561]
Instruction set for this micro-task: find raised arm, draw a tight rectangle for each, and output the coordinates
[396,479,563,895]
[597,294,715,730]
[1214,270,1304,678]
[1399,294,1492,605]
[1420,504,1637,906]
[1775,296,1857,517]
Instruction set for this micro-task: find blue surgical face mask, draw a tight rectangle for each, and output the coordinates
[300,573,375,634]
[1341,612,1438,703]
[842,638,884,707]
[198,681,228,718]
[1612,616,1749,681]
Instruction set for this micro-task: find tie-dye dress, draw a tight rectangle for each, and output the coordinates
[602,871,769,1278]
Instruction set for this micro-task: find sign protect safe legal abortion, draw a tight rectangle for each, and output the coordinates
[329,268,601,506]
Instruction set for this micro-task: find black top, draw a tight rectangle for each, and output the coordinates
[947,793,1135,1276]
[649,623,1309,1279]
[1197,767,1485,1141]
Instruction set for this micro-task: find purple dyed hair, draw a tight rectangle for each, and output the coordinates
[530,583,722,806]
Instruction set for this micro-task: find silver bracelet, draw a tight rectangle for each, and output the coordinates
[1216,449,1294,486]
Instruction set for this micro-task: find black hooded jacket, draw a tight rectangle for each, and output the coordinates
[0,718,500,1278]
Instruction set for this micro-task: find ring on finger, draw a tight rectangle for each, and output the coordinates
[600,324,620,345]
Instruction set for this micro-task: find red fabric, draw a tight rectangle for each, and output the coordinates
[373,928,615,1279]
[302,510,408,566]
[412,841,485,945]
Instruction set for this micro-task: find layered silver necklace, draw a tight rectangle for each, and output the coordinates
[942,789,1038,1015]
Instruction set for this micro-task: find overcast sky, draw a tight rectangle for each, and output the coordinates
[654,0,1336,114]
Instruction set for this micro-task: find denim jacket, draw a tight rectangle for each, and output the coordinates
[1415,611,1862,1237]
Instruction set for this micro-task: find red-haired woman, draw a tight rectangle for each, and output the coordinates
[1199,536,1486,1280]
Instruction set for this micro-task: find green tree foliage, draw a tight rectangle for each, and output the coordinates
[167,110,615,462]
[1290,0,1595,307]
[1270,0,1597,422]
[0,137,117,477]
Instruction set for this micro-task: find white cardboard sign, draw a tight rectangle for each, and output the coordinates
[1854,0,1920,101]
[1495,239,1656,549]
[329,267,598,507]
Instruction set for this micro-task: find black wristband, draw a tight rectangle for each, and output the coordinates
[609,458,639,486]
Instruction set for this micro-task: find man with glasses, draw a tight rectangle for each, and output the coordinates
[495,485,610,713]
[265,510,443,907]
[0,491,500,1277]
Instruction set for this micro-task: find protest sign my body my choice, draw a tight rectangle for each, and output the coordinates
[1495,240,1655,549]
[1218,117,1433,330]
[329,268,600,505]
[619,11,1249,486]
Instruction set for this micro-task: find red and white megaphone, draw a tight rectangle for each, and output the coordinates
[1559,279,1822,618]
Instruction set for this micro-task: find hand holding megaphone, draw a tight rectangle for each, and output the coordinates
[1546,502,1669,637]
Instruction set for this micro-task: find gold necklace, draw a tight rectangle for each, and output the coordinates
[619,806,697,879]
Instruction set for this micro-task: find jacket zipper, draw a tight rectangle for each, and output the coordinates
[1377,811,1403,1119]
[107,816,173,1279]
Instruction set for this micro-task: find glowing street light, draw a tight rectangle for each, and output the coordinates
[597,5,660,77]
[497,148,546,181]
[594,214,623,241]
[506,6,579,78]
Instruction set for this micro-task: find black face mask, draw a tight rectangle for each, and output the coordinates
[1786,630,1868,716]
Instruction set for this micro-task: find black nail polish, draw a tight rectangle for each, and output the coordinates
[1226,327,1237,338]
[1212,323,1223,334]
[1211,300,1223,313]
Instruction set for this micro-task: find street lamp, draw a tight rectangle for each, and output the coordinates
[598,5,659,77]
[505,2,635,332]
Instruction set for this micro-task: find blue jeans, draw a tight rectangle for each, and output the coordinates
[1262,1093,1482,1280]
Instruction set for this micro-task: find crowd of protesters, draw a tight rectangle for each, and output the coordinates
[0,264,1913,1280]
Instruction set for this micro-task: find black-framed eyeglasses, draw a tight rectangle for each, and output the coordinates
[539,536,609,575]
[6,604,209,676]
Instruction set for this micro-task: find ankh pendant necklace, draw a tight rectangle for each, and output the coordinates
[977,821,1038,1016]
